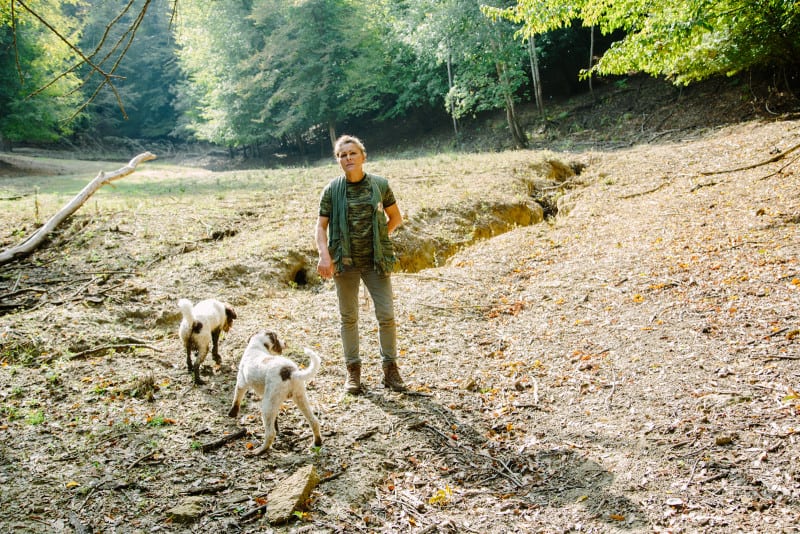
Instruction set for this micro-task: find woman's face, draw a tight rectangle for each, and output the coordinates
[337,142,366,179]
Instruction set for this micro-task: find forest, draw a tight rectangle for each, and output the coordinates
[2,0,799,159]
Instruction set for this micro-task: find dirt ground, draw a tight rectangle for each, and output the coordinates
[1,77,800,533]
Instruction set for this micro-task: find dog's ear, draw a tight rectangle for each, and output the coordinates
[225,305,237,320]
[262,331,283,354]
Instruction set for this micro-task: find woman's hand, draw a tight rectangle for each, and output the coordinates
[317,254,334,279]
[315,216,334,278]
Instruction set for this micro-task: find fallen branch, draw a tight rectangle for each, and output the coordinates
[128,449,161,469]
[69,343,161,360]
[0,152,156,265]
[619,180,670,199]
[200,428,247,453]
[239,503,267,522]
[700,142,800,175]
[182,483,229,496]
[0,286,47,300]
[759,153,800,180]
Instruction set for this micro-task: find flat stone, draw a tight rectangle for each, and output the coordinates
[167,496,205,524]
[267,464,319,524]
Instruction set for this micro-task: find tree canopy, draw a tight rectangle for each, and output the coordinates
[0,0,83,146]
[2,0,798,152]
[488,0,800,85]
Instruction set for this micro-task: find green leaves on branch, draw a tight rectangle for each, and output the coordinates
[488,0,800,85]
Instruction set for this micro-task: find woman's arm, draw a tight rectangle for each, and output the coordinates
[384,203,403,234]
[315,216,334,279]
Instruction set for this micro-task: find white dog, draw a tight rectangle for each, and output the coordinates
[178,298,237,384]
[228,331,322,455]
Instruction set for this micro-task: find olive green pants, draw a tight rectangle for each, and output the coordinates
[333,266,397,366]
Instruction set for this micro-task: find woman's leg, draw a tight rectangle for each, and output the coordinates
[334,268,362,365]
[361,268,397,363]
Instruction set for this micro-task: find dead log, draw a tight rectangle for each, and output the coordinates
[0,152,156,266]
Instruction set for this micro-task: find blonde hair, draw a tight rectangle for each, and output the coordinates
[333,135,367,159]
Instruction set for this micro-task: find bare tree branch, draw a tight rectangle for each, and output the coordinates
[700,142,800,175]
[16,0,110,89]
[0,152,157,266]
[12,0,160,122]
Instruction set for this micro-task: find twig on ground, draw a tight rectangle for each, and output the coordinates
[69,343,161,360]
[690,180,718,191]
[200,428,247,452]
[605,364,617,409]
[421,421,525,488]
[128,449,161,469]
[396,272,465,284]
[619,180,670,199]
[0,286,46,300]
[239,504,267,522]
[700,141,800,175]
[182,483,229,496]
[420,303,493,311]
[759,153,800,180]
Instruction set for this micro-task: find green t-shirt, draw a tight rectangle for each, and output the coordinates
[320,174,396,268]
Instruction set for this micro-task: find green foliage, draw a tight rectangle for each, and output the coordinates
[6,0,798,149]
[1,404,22,421]
[76,0,182,139]
[25,410,45,425]
[146,414,174,427]
[492,0,800,85]
[0,336,43,367]
[173,0,427,149]
[0,1,84,144]
[403,0,530,146]
[172,0,258,146]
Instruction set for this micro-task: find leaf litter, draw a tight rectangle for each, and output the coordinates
[1,93,800,532]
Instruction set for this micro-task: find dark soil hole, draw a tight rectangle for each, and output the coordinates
[209,228,238,240]
[292,267,308,287]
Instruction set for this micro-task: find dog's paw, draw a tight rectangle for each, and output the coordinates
[247,444,269,456]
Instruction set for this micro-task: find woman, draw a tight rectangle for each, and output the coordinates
[315,135,406,394]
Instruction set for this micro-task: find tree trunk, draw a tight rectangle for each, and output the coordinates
[528,36,544,116]
[588,25,595,96]
[504,94,527,149]
[295,133,306,157]
[0,152,156,265]
[496,61,528,149]
[328,122,337,151]
[446,50,458,138]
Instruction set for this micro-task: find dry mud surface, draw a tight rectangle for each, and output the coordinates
[1,111,800,531]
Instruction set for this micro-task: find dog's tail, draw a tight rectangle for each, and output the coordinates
[293,348,321,382]
[178,298,194,323]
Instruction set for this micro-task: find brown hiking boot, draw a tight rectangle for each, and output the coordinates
[382,362,407,392]
[344,363,362,394]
